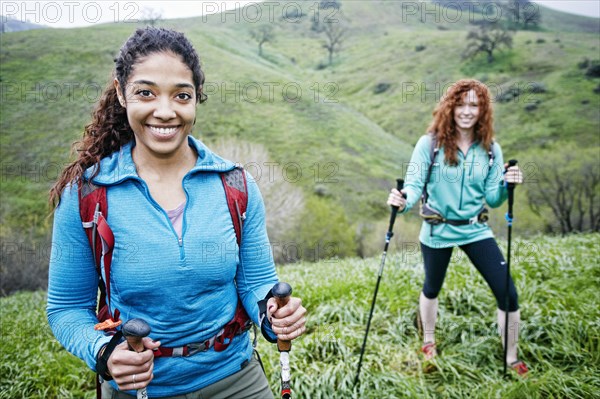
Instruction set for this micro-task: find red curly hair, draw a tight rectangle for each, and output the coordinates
[426,79,494,166]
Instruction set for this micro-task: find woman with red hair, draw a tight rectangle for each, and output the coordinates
[388,79,528,375]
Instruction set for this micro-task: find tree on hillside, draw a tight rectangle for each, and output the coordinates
[321,18,348,66]
[525,144,600,234]
[505,0,541,30]
[462,21,514,63]
[311,0,342,32]
[139,6,163,26]
[250,24,276,56]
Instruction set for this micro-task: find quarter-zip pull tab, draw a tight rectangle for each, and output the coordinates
[178,237,183,247]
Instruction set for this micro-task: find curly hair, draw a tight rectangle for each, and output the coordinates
[49,27,207,205]
[426,79,494,166]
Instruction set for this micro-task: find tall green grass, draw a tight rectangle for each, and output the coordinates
[1,234,598,398]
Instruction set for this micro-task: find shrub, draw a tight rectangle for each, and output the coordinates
[577,58,590,69]
[585,61,600,78]
[528,82,547,93]
[289,196,356,263]
[208,139,305,264]
[496,86,521,103]
[0,227,51,296]
[373,82,392,94]
[524,103,538,112]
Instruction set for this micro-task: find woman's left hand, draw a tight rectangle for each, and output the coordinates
[267,296,307,341]
[504,164,524,184]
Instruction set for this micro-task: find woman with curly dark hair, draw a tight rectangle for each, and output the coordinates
[47,27,306,398]
[387,79,528,375]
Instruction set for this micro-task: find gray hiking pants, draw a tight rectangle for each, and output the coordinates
[101,357,274,399]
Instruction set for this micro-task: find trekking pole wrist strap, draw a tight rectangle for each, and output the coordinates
[96,331,123,381]
[258,291,278,343]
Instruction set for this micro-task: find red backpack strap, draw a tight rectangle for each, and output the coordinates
[220,167,253,348]
[78,181,121,329]
[220,167,248,245]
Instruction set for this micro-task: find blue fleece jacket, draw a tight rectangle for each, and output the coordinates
[402,134,508,248]
[47,136,278,397]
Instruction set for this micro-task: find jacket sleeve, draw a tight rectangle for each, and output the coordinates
[485,142,509,208]
[401,135,433,213]
[46,183,112,371]
[235,172,278,340]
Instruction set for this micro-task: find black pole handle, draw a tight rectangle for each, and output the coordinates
[388,179,405,232]
[505,160,518,219]
[505,159,518,188]
[272,282,293,300]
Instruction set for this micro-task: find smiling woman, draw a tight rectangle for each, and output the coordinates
[387,79,528,375]
[46,27,306,399]
[114,52,199,209]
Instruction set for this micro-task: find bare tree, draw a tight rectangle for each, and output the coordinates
[250,24,276,57]
[208,139,305,263]
[139,6,163,27]
[463,21,514,63]
[506,0,541,30]
[321,19,347,66]
[526,143,600,234]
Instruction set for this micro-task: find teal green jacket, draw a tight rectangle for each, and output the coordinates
[402,134,508,248]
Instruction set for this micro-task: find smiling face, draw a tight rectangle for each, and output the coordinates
[453,89,480,136]
[115,51,197,162]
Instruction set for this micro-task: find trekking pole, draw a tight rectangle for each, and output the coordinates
[354,179,405,386]
[272,282,293,399]
[503,160,517,376]
[122,318,152,399]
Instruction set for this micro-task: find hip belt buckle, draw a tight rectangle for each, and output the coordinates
[186,341,210,356]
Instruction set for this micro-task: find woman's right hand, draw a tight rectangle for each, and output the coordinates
[387,188,407,211]
[107,337,160,391]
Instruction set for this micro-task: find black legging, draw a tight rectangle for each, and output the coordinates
[421,238,519,311]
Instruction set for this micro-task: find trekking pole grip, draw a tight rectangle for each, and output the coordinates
[122,318,151,399]
[388,179,405,232]
[394,179,405,206]
[505,159,518,189]
[272,282,293,351]
[123,318,151,352]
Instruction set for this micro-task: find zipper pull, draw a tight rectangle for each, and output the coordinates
[178,237,183,247]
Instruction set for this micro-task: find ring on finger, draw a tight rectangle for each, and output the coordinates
[132,374,136,384]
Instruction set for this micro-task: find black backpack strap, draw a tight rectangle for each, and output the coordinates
[488,140,496,168]
[422,134,439,204]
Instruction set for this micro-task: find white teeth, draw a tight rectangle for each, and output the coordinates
[149,126,177,135]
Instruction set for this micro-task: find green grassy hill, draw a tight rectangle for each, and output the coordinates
[1,1,599,263]
[1,234,598,398]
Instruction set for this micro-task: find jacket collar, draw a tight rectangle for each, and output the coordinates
[85,135,236,185]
